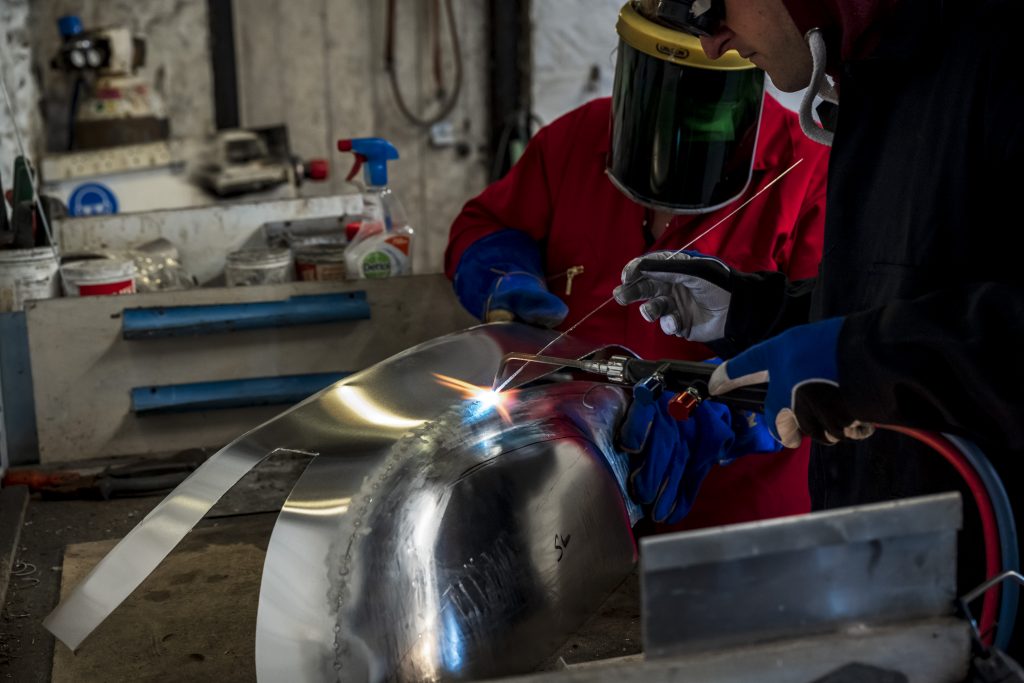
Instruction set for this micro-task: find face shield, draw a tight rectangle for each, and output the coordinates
[608,1,766,214]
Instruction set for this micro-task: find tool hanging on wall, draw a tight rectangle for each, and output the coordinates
[50,15,169,151]
[385,0,464,128]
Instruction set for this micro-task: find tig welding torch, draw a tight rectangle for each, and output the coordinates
[497,353,766,419]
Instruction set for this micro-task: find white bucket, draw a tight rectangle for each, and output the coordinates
[62,258,137,297]
[0,248,62,312]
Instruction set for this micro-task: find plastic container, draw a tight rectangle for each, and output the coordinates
[225,248,294,287]
[0,247,62,312]
[61,257,137,297]
[293,244,347,281]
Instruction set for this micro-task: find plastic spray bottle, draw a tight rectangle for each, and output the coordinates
[337,138,414,279]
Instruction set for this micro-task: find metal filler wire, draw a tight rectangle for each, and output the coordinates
[494,158,805,393]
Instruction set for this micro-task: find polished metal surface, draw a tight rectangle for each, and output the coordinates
[45,323,639,682]
[255,356,640,680]
[641,492,962,659]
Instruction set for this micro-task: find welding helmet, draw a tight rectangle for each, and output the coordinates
[608,1,765,214]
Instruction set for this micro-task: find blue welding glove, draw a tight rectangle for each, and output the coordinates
[709,317,875,449]
[703,357,782,463]
[620,394,769,525]
[453,229,569,328]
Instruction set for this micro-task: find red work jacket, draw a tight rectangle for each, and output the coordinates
[445,95,830,530]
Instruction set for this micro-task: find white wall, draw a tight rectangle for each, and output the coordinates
[531,0,623,127]
[0,0,39,177]
[530,1,813,126]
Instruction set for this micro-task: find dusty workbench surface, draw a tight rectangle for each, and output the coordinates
[0,450,312,681]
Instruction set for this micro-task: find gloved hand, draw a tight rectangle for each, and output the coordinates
[618,392,780,524]
[613,250,733,342]
[453,229,569,328]
[709,317,875,448]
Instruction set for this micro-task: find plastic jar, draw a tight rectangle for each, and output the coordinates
[293,244,347,281]
[225,248,294,287]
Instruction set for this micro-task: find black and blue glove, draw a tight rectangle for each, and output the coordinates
[453,229,569,328]
[618,392,781,525]
[709,317,875,448]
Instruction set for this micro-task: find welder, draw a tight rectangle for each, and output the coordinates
[445,1,831,530]
[613,0,1024,657]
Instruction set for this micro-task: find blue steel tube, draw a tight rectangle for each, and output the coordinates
[122,292,370,339]
[132,373,349,414]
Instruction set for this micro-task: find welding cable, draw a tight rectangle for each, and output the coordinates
[385,0,464,128]
[944,433,1019,651]
[880,426,1001,648]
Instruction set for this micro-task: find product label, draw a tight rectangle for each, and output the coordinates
[361,251,394,279]
[78,280,136,296]
[297,261,347,281]
[386,234,411,255]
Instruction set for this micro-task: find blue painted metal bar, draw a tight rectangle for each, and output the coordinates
[131,372,349,414]
[122,292,370,339]
[0,312,39,465]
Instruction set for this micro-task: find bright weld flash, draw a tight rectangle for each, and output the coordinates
[432,373,514,423]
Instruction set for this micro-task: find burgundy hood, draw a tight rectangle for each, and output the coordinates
[781,0,901,62]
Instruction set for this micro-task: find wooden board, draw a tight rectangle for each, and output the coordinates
[51,515,275,683]
[27,275,476,462]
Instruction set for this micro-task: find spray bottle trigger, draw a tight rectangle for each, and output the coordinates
[346,154,367,183]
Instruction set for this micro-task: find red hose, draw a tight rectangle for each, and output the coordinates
[880,425,1000,646]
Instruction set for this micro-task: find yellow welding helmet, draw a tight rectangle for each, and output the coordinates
[608,2,765,214]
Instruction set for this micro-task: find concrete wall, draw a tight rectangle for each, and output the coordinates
[28,0,216,152]
[531,0,622,127]
[529,1,816,125]
[233,0,490,275]
[0,0,39,178]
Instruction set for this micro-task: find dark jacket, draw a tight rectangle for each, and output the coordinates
[725,0,1024,623]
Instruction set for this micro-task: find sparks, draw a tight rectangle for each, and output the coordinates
[433,373,514,423]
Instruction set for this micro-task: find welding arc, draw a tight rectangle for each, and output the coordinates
[494,158,805,393]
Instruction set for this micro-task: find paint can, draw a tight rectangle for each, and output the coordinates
[225,248,294,287]
[0,248,62,312]
[61,258,137,297]
[293,244,347,282]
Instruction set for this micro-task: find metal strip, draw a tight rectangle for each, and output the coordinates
[641,493,962,659]
[642,492,963,572]
[42,437,291,650]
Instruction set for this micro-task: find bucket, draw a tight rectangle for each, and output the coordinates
[225,248,294,287]
[62,258,137,297]
[293,244,347,282]
[0,248,62,312]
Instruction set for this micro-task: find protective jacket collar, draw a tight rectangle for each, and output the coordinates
[781,0,900,64]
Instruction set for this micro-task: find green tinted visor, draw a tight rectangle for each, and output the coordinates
[608,3,765,214]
